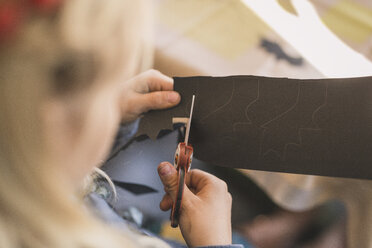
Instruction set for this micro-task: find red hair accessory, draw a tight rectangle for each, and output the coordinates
[0,0,62,42]
[30,0,62,13]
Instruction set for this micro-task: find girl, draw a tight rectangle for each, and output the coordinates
[0,0,239,247]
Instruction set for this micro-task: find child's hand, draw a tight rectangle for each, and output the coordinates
[157,162,232,247]
[119,70,180,123]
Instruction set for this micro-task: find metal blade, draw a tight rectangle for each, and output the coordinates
[184,95,195,145]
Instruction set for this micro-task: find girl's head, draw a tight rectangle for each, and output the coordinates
[0,0,155,247]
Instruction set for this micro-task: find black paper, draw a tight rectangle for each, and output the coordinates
[137,76,372,180]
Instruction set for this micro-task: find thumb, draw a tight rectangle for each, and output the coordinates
[134,91,180,114]
[157,162,179,200]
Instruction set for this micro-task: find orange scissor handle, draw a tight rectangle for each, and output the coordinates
[170,142,193,228]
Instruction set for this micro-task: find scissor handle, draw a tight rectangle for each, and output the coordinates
[170,166,185,227]
[170,142,193,228]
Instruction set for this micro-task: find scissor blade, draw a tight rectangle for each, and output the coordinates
[184,95,195,146]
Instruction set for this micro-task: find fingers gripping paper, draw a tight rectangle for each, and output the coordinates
[137,76,372,180]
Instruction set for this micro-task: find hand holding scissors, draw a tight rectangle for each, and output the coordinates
[157,95,232,246]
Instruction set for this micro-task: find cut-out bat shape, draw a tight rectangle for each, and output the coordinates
[260,38,303,66]
[137,75,372,180]
[113,180,158,195]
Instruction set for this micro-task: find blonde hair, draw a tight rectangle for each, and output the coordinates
[0,0,166,247]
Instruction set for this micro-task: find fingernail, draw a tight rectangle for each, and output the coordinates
[159,163,172,177]
[168,92,180,103]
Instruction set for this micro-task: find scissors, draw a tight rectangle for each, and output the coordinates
[170,95,195,228]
